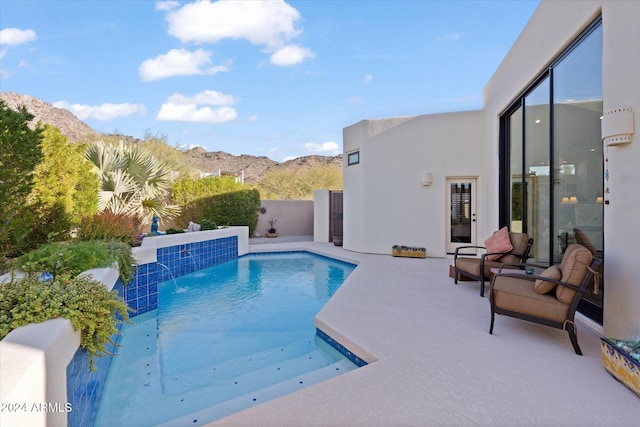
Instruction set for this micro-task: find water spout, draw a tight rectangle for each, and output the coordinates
[182,249,198,271]
[157,262,187,293]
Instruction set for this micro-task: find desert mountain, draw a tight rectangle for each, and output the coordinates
[0,92,342,184]
[1,92,98,141]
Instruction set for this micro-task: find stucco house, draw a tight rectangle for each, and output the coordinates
[342,0,639,341]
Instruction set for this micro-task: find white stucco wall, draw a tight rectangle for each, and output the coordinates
[256,200,313,237]
[0,319,80,427]
[483,0,640,339]
[313,190,330,242]
[343,111,485,256]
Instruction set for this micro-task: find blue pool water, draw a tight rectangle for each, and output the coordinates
[94,252,357,426]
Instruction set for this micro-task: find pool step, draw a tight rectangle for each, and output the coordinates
[161,336,342,396]
[157,358,358,427]
[158,328,310,379]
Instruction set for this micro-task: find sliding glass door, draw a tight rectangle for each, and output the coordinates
[500,18,603,322]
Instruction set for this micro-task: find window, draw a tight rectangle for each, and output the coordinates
[347,151,360,166]
[500,17,603,323]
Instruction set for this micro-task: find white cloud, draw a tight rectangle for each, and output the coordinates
[364,74,373,83]
[0,49,6,59]
[139,48,229,81]
[270,44,314,66]
[0,28,37,46]
[53,101,146,121]
[157,104,237,123]
[304,141,340,155]
[248,115,259,122]
[175,142,202,151]
[436,33,463,42]
[155,1,180,12]
[165,0,299,47]
[268,147,278,153]
[156,89,238,123]
[282,155,298,162]
[163,0,314,65]
[166,90,237,106]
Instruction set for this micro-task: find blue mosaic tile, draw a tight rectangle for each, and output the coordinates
[67,281,125,427]
[316,328,367,367]
[138,295,148,309]
[138,263,148,275]
[137,273,148,287]
[149,293,158,307]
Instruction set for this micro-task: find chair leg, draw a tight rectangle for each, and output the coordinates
[480,276,485,297]
[489,310,495,334]
[566,323,582,355]
[454,267,459,284]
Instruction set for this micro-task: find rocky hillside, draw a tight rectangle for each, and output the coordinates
[0,92,98,141]
[0,92,342,184]
[185,148,342,184]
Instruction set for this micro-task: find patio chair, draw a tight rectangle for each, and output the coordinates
[453,227,533,297]
[488,244,602,355]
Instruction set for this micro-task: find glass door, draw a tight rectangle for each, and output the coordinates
[500,18,603,323]
[446,178,477,254]
[524,77,551,263]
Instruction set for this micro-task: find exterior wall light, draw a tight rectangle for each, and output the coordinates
[602,106,634,145]
[420,173,433,186]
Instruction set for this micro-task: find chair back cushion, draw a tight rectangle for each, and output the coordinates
[556,244,593,304]
[499,232,530,264]
[484,227,513,261]
[535,265,562,294]
[573,228,597,255]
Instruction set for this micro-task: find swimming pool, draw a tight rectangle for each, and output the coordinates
[94,252,358,426]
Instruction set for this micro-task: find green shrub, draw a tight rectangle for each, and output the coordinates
[17,240,134,284]
[0,274,131,371]
[165,228,185,234]
[25,125,99,247]
[79,213,141,246]
[171,175,246,206]
[200,219,217,230]
[0,101,44,259]
[178,189,260,235]
[102,240,135,286]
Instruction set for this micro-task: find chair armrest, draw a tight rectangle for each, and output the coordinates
[490,272,586,295]
[480,251,511,261]
[497,262,550,271]
[454,245,486,259]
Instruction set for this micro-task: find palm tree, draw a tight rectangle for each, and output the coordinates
[85,141,180,224]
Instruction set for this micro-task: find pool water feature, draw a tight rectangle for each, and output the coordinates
[95,252,358,426]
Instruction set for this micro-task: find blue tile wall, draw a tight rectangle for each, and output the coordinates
[67,280,125,427]
[66,234,238,426]
[123,235,238,316]
[316,328,368,368]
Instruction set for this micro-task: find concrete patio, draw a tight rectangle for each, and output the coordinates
[210,238,639,426]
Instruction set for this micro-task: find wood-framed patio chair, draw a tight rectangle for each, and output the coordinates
[488,244,602,355]
[453,227,533,297]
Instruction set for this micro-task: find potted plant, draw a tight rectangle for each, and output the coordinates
[266,218,278,238]
[600,336,640,397]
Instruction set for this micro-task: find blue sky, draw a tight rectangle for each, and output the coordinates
[1,0,539,161]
